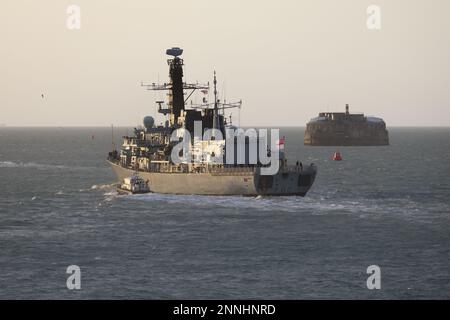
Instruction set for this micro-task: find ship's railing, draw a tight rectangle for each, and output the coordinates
[280,164,315,173]
[108,156,314,175]
[147,163,256,175]
[107,152,120,162]
[209,166,255,176]
[113,161,256,175]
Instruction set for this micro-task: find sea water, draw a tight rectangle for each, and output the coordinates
[0,127,449,299]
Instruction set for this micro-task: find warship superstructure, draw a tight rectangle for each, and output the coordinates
[304,104,389,146]
[107,48,316,196]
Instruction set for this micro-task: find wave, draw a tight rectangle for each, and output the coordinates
[91,183,116,190]
[125,193,325,213]
[77,183,115,193]
[0,160,67,170]
[123,192,427,219]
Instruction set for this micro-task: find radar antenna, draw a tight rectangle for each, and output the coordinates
[141,47,209,121]
[140,47,242,127]
[188,71,242,114]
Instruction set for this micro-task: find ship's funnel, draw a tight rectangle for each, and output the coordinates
[166,47,183,57]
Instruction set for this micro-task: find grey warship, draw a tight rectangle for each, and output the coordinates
[304,104,389,146]
[107,48,316,196]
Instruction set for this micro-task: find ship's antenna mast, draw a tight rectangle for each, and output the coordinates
[141,47,209,123]
[213,70,220,131]
[111,124,115,151]
[222,80,226,116]
[213,71,218,110]
[238,107,241,127]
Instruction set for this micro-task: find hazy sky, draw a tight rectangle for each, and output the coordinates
[1,0,449,126]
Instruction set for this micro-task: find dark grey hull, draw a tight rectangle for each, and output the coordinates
[304,130,389,146]
[304,137,389,146]
[107,161,316,196]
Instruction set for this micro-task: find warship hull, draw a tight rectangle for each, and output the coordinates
[107,160,316,196]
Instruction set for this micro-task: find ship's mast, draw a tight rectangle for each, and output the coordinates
[111,124,115,152]
[167,49,185,123]
[188,70,242,127]
[212,71,220,131]
[141,48,242,133]
[141,47,209,126]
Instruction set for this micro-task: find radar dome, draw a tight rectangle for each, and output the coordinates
[143,116,154,129]
[166,47,183,57]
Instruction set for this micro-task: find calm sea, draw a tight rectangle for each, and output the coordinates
[0,127,449,299]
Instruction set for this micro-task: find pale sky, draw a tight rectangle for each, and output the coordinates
[1,0,449,126]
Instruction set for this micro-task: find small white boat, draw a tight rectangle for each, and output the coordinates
[117,174,150,195]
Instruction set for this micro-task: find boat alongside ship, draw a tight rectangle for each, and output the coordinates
[116,173,150,195]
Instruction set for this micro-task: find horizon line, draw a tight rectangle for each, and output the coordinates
[2,125,450,128]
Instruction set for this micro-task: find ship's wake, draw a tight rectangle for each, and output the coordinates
[117,191,433,221]
[0,160,67,170]
[91,183,117,190]
[119,192,345,214]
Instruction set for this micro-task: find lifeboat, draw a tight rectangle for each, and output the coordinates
[332,151,342,161]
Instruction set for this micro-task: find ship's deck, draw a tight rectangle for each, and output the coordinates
[107,158,306,175]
